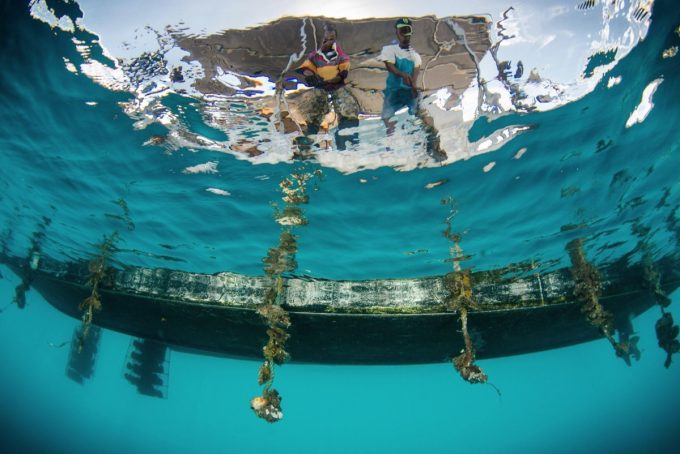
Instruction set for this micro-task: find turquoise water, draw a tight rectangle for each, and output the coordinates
[1,0,680,452]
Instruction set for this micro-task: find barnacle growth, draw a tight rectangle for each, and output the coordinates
[250,387,283,423]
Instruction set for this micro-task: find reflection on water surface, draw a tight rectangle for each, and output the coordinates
[31,0,654,172]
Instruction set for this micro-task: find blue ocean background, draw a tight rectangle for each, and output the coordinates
[1,0,680,452]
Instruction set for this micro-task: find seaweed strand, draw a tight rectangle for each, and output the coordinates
[250,167,322,423]
[641,247,679,368]
[78,232,118,352]
[13,217,51,309]
[441,197,493,389]
[567,238,639,363]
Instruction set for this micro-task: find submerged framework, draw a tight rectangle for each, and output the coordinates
[3,206,679,422]
[3,249,678,364]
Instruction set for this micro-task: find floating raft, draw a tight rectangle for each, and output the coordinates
[5,254,678,364]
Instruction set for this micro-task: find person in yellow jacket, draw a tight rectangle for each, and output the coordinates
[296,24,360,151]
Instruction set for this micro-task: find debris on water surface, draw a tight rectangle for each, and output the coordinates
[143,135,166,146]
[424,178,448,189]
[662,46,678,59]
[513,147,527,159]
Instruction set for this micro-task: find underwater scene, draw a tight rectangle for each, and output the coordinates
[1,0,680,451]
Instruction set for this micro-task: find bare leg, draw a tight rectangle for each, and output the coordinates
[383,118,396,136]
[417,109,447,162]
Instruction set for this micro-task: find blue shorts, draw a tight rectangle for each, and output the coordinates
[381,89,418,120]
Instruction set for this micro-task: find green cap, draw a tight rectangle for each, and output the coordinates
[395,18,413,36]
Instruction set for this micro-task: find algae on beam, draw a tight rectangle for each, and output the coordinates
[322,304,450,315]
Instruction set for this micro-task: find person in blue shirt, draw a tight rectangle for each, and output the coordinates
[377,18,446,161]
[377,18,422,135]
